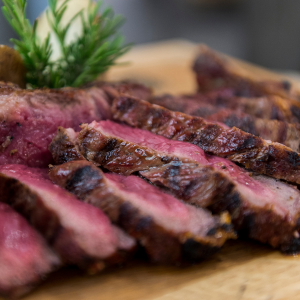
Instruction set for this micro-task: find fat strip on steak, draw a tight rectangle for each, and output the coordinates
[49,160,235,264]
[0,164,136,273]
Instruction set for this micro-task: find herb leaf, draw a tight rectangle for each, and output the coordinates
[2,0,130,89]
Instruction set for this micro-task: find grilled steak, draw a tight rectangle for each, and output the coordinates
[0,83,110,168]
[193,45,300,101]
[149,94,300,152]
[49,160,234,264]
[50,120,300,253]
[0,203,60,298]
[112,95,300,185]
[0,164,136,273]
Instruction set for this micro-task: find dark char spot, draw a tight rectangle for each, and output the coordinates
[66,166,102,197]
[287,151,300,167]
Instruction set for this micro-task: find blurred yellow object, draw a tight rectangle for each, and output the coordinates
[0,45,26,88]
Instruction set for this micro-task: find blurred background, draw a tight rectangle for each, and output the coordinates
[1,0,300,70]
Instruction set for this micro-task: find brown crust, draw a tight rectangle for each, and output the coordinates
[76,125,234,208]
[49,161,234,264]
[0,173,131,272]
[150,95,300,152]
[208,189,300,253]
[49,127,85,165]
[112,95,300,185]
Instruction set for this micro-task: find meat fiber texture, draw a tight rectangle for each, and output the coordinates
[149,94,300,152]
[193,44,300,101]
[0,202,60,299]
[49,160,234,264]
[56,120,300,253]
[0,164,136,274]
[112,95,300,185]
[0,83,110,168]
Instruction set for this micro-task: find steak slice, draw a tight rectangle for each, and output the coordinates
[49,160,234,264]
[50,120,300,253]
[193,45,300,101]
[149,94,300,152]
[0,164,136,273]
[112,95,300,185]
[0,83,110,168]
[0,203,60,298]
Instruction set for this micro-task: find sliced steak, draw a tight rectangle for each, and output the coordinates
[149,94,300,152]
[0,164,136,273]
[49,160,234,264]
[193,45,300,101]
[0,83,110,168]
[0,203,60,298]
[51,120,300,253]
[112,95,300,185]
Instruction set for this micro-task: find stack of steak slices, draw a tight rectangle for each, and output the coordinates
[50,120,300,253]
[0,81,152,297]
[49,159,234,264]
[112,95,300,185]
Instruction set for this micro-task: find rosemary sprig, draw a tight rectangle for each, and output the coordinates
[2,0,130,89]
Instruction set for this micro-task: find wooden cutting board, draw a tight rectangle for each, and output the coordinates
[4,40,300,300]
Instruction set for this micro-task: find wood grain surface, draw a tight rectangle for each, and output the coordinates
[3,40,300,300]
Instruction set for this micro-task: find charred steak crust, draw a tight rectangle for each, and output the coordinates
[112,95,300,185]
[49,127,85,165]
[0,166,136,272]
[150,94,300,152]
[49,160,235,264]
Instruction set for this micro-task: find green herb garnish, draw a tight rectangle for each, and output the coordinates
[2,0,130,89]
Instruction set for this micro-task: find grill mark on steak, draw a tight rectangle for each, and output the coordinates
[50,120,300,253]
[112,95,300,185]
[0,203,60,299]
[0,164,136,273]
[49,160,235,264]
[149,94,300,152]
